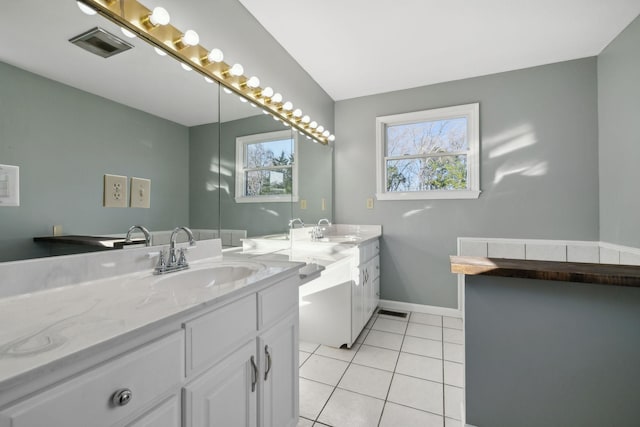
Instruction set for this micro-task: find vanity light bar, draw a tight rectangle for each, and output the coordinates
[78,0,335,145]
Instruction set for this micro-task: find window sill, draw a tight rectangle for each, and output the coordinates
[376,190,481,201]
[234,195,299,204]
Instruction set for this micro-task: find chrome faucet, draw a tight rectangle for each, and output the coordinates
[125,225,151,247]
[317,218,332,226]
[154,226,196,275]
[311,219,332,240]
[288,218,305,229]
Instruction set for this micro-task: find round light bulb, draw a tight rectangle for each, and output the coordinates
[149,7,170,26]
[77,1,97,15]
[182,30,199,46]
[322,130,330,137]
[204,77,214,84]
[208,48,224,63]
[317,125,325,133]
[310,121,318,129]
[262,87,274,98]
[293,109,303,118]
[121,27,136,38]
[328,134,336,142]
[154,47,167,56]
[229,63,244,76]
[181,63,192,71]
[283,101,293,111]
[301,115,311,124]
[272,93,283,103]
[246,76,260,88]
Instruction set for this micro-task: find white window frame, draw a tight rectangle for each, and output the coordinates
[375,103,481,200]
[235,130,298,203]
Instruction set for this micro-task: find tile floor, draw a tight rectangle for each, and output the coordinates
[297,309,465,427]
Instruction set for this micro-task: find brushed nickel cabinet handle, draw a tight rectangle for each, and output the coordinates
[264,345,272,381]
[112,388,132,407]
[250,355,258,392]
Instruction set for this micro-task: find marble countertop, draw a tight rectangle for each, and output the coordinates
[0,255,303,392]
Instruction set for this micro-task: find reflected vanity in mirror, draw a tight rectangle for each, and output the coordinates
[0,0,333,263]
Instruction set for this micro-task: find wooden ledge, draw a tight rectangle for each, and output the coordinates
[450,256,640,287]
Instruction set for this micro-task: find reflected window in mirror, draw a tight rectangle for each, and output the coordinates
[235,130,298,203]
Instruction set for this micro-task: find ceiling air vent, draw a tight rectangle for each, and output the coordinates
[69,27,133,58]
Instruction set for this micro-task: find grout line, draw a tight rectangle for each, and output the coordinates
[441,320,446,423]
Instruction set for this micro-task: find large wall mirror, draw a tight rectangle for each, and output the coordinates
[0,0,333,263]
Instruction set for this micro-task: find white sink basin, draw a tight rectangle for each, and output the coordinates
[152,262,264,289]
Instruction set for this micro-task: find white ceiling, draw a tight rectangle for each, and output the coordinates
[239,0,640,100]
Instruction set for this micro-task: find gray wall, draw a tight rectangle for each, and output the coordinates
[465,276,640,426]
[335,58,600,308]
[189,122,220,230]
[0,61,190,261]
[598,15,640,247]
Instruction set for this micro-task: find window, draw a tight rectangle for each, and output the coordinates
[375,103,480,200]
[235,130,298,203]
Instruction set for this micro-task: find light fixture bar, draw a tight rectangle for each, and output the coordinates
[78,0,332,144]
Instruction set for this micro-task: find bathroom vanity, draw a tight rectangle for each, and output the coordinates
[241,225,382,349]
[0,240,302,427]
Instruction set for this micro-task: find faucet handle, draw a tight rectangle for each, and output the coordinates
[156,250,166,270]
[177,248,188,267]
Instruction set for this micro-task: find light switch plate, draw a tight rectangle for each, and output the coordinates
[130,177,151,208]
[366,198,374,209]
[300,199,307,209]
[0,164,20,207]
[103,174,127,208]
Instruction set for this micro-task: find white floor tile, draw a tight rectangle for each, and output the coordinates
[442,316,463,330]
[315,344,361,362]
[445,417,463,427]
[406,323,443,341]
[444,361,464,387]
[299,351,312,367]
[443,342,464,363]
[387,373,443,415]
[363,329,404,351]
[444,385,464,421]
[352,344,399,372]
[443,328,464,344]
[299,378,334,420]
[318,388,384,427]
[395,352,443,383]
[299,354,349,386]
[380,402,444,427]
[410,312,442,327]
[402,335,443,359]
[300,341,320,353]
[338,364,393,400]
[372,317,409,334]
[297,417,314,427]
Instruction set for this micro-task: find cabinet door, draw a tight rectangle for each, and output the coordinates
[258,312,299,427]
[364,256,380,319]
[351,271,365,341]
[184,340,258,427]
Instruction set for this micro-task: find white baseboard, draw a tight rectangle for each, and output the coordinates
[379,299,462,318]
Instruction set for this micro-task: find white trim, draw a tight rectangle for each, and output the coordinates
[375,103,480,201]
[234,129,298,203]
[379,299,462,318]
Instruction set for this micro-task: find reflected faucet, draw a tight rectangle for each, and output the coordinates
[125,225,151,247]
[311,219,332,240]
[317,219,331,226]
[288,218,305,229]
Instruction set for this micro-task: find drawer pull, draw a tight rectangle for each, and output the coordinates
[264,345,272,381]
[112,388,133,407]
[250,356,258,392]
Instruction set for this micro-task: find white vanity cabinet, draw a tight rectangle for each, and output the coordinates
[0,267,300,427]
[184,275,300,427]
[300,238,380,349]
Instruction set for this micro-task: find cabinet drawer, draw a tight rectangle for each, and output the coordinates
[186,294,257,376]
[0,331,184,427]
[125,394,181,427]
[258,276,299,330]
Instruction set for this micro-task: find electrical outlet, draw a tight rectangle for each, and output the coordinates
[300,199,307,209]
[366,198,374,209]
[103,174,127,208]
[130,177,151,208]
[52,225,63,236]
